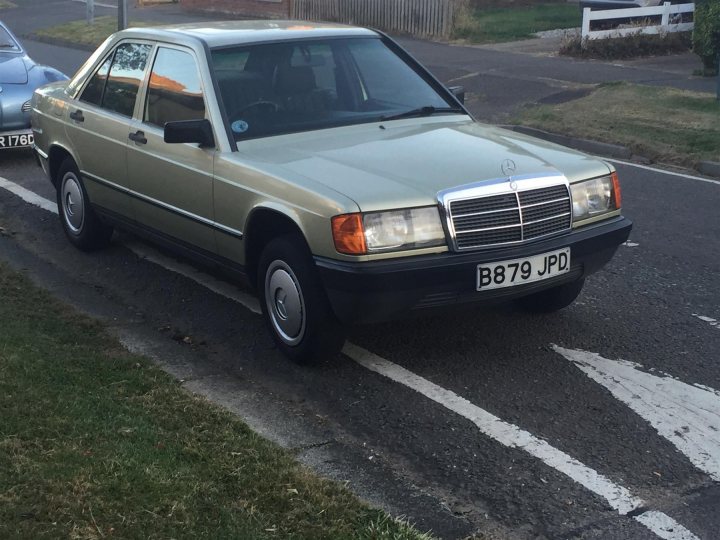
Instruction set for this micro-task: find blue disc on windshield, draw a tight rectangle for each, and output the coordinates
[231,120,249,134]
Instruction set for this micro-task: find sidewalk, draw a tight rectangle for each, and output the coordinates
[4,0,717,123]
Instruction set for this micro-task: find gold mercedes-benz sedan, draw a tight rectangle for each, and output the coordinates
[31,21,631,362]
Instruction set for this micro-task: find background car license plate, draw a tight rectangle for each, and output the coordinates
[476,247,571,291]
[0,132,34,149]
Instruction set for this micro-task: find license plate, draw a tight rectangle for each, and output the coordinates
[0,132,34,149]
[477,247,571,291]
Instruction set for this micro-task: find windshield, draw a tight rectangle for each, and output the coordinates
[0,26,21,52]
[211,37,461,141]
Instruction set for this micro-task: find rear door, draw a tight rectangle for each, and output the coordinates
[65,41,153,219]
[126,45,216,254]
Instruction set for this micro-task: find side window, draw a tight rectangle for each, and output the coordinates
[144,47,205,128]
[102,42,152,117]
[79,55,113,106]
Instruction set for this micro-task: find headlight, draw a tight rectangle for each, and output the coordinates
[571,172,621,223]
[332,207,446,255]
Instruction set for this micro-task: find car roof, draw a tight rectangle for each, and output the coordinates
[117,20,379,49]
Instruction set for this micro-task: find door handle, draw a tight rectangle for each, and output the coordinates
[128,130,147,145]
[69,110,84,123]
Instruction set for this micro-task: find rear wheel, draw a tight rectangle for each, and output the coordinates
[258,234,346,363]
[516,278,585,313]
[56,157,113,251]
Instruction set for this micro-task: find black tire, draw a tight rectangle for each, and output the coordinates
[516,278,585,313]
[258,234,346,363]
[56,157,113,251]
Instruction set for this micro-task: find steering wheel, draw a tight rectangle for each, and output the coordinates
[232,100,280,118]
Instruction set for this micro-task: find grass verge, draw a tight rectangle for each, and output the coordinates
[0,0,17,10]
[514,82,720,167]
[453,3,580,43]
[33,16,153,49]
[0,263,430,539]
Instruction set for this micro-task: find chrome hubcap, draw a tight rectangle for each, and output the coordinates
[61,173,84,234]
[265,261,305,346]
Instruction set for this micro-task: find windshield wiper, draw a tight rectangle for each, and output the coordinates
[380,105,465,122]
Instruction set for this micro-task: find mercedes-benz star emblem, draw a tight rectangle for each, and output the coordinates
[501,159,517,177]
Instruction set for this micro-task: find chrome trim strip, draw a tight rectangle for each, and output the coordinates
[33,145,49,159]
[523,212,571,226]
[81,170,243,239]
[451,206,521,218]
[520,196,570,209]
[457,222,522,234]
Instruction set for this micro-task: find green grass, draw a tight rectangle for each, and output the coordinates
[514,82,720,167]
[453,3,580,43]
[0,0,17,9]
[0,264,431,539]
[33,16,153,49]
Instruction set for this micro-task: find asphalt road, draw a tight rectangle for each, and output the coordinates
[2,11,720,540]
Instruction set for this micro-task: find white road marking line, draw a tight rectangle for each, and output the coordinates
[606,159,720,187]
[0,178,58,215]
[692,314,719,329]
[623,241,640,247]
[344,343,698,540]
[343,344,643,514]
[0,177,699,540]
[634,511,700,540]
[553,345,720,482]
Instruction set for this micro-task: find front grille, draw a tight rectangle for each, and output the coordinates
[448,184,571,250]
[21,100,32,113]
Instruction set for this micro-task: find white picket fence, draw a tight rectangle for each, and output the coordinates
[581,2,694,40]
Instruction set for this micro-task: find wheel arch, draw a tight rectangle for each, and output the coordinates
[244,206,310,287]
[47,144,79,188]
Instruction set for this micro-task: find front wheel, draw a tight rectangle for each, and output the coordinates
[258,234,346,363]
[56,158,113,251]
[516,278,585,313]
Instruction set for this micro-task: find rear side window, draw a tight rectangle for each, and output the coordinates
[144,47,205,128]
[101,42,152,117]
[79,55,112,106]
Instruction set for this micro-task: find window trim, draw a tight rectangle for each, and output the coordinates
[141,43,209,130]
[74,39,156,120]
[77,50,115,108]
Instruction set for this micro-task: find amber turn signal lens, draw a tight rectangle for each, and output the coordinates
[611,171,622,209]
[332,214,367,255]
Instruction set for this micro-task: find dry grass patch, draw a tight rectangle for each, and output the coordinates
[514,82,720,167]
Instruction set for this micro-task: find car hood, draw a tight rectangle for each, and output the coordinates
[236,117,613,212]
[0,55,28,84]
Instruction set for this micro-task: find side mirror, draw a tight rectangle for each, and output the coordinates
[447,85,466,105]
[164,119,215,147]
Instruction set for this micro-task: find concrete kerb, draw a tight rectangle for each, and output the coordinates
[504,125,633,160]
[503,125,720,179]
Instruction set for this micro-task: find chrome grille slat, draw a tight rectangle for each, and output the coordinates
[453,208,521,231]
[447,183,572,250]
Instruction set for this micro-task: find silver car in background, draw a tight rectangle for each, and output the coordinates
[0,20,67,150]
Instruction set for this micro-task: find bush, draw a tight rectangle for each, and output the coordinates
[693,0,720,75]
[560,31,692,60]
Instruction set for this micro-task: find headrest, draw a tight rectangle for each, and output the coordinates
[274,65,316,95]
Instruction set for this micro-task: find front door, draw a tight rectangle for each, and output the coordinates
[126,45,216,254]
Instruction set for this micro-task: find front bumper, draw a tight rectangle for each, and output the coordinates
[315,216,632,324]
